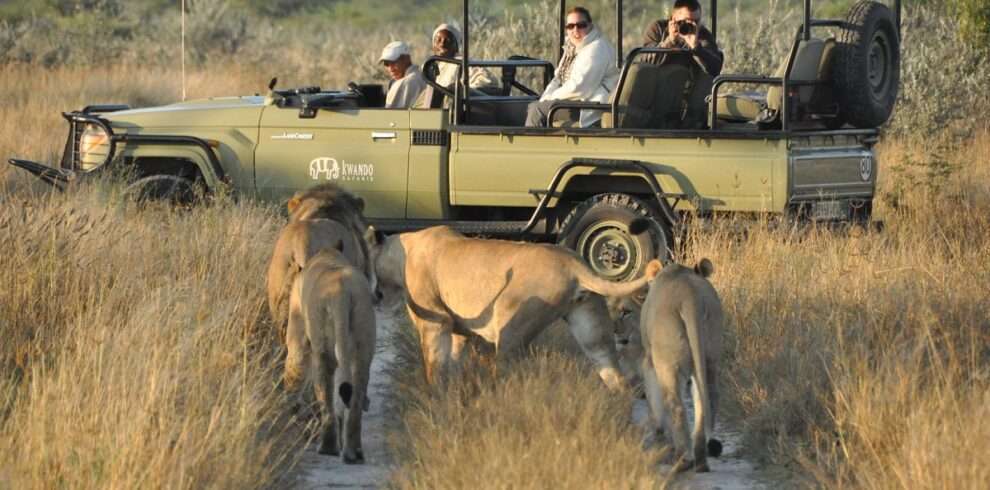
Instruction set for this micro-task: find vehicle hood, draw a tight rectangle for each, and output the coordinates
[104,96,267,130]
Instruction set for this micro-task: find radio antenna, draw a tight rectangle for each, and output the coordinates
[181,0,187,101]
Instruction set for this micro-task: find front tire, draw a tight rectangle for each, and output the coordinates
[123,175,199,205]
[558,193,673,281]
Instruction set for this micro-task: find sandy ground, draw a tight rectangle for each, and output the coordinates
[290,309,765,489]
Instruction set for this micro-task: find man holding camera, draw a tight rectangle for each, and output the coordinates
[642,0,723,128]
[643,0,723,76]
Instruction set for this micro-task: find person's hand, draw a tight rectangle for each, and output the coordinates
[682,31,698,50]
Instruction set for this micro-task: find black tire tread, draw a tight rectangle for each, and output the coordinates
[558,193,673,271]
[124,174,199,205]
[833,0,900,128]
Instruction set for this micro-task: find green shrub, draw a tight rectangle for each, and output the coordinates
[957,0,990,49]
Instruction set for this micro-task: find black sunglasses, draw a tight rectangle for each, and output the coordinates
[565,21,590,30]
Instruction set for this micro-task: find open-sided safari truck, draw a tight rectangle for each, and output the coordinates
[9,0,900,280]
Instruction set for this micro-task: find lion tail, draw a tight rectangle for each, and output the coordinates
[575,259,662,298]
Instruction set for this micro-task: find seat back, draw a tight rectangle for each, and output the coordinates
[603,62,658,128]
[767,37,834,113]
[602,63,692,129]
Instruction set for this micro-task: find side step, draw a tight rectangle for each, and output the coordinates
[368,219,539,236]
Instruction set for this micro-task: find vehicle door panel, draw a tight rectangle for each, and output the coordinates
[254,107,410,218]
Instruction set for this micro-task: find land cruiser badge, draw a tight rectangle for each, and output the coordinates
[271,132,313,140]
[310,157,375,182]
[859,156,873,182]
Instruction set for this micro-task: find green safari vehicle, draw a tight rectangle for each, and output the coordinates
[8,0,901,280]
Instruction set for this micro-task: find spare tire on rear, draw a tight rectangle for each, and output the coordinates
[832,0,900,128]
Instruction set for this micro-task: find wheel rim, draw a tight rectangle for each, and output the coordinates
[867,30,892,100]
[576,220,640,281]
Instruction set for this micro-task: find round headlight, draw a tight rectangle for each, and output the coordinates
[78,124,110,171]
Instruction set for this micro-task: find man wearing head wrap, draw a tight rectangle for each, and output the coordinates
[415,23,500,108]
[525,7,619,127]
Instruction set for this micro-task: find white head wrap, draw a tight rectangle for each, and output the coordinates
[432,23,463,51]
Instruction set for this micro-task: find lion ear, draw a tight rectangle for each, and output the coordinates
[645,259,662,280]
[287,197,301,213]
[694,258,714,278]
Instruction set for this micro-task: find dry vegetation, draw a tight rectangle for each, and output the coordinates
[2,1,989,489]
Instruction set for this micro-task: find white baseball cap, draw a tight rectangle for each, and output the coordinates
[379,41,411,62]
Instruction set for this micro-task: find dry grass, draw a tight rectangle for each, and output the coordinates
[382,317,671,489]
[0,180,308,488]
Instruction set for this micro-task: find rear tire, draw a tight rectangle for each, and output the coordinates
[558,193,673,281]
[832,0,900,128]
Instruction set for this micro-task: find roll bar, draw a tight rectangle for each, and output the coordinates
[458,0,902,126]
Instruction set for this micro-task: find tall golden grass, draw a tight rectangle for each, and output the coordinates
[1,63,988,490]
[0,180,310,488]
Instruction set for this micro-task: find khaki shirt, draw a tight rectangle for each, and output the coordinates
[435,60,500,91]
[386,64,427,109]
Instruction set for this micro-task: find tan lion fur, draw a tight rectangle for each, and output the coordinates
[620,258,724,472]
[283,247,376,464]
[266,184,372,341]
[369,225,661,389]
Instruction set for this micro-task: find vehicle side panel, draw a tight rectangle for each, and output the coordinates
[449,132,785,213]
[407,110,449,219]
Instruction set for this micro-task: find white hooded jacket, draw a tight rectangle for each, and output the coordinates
[540,26,620,127]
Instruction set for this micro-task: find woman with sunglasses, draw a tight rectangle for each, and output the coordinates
[525,7,619,128]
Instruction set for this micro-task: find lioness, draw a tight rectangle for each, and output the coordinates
[266,184,372,340]
[368,225,661,389]
[624,258,724,472]
[283,247,376,464]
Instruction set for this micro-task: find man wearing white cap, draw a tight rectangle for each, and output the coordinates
[380,41,427,109]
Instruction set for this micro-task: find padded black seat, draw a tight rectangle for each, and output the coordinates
[601,63,693,129]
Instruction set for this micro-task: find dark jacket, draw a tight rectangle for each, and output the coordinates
[642,19,723,76]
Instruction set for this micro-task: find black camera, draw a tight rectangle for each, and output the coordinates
[676,20,697,36]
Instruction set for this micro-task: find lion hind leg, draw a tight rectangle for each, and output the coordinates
[308,304,340,456]
[283,292,309,393]
[690,373,710,471]
[641,355,665,440]
[313,348,339,456]
[655,362,691,472]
